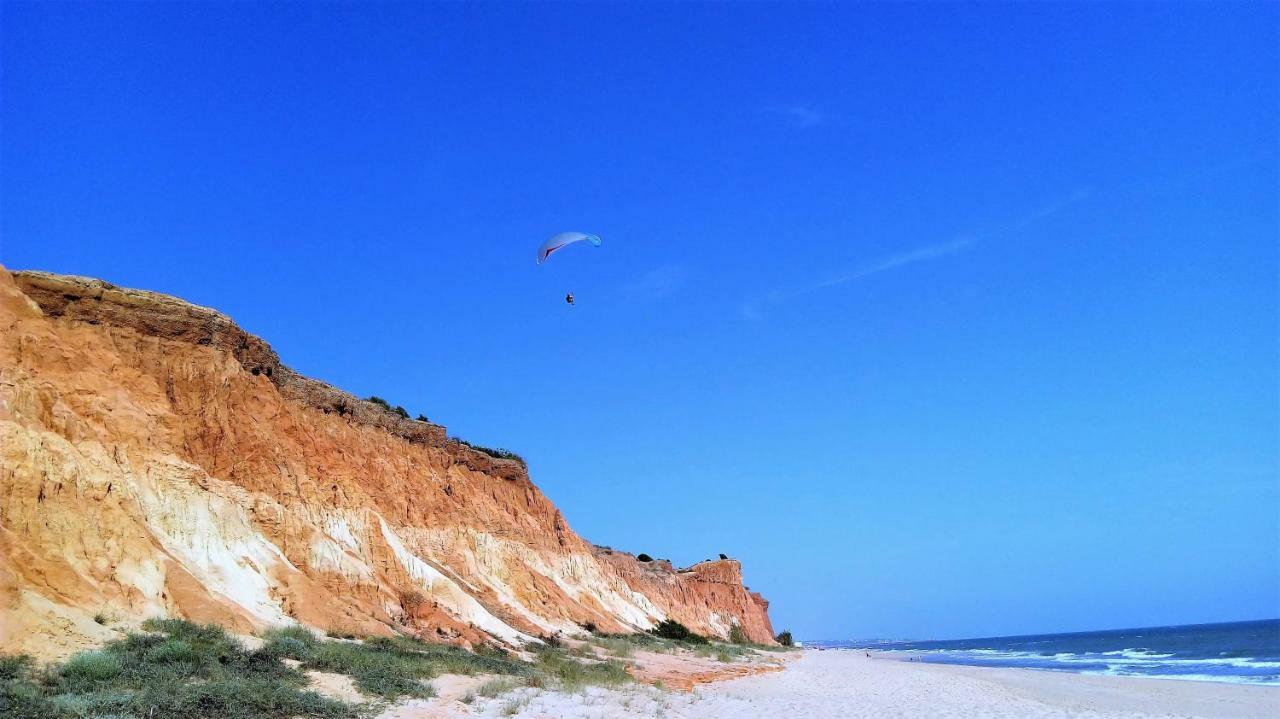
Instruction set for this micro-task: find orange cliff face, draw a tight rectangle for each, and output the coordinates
[0,267,775,657]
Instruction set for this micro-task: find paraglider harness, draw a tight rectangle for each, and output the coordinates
[565,293,575,306]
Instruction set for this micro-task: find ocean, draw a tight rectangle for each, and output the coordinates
[808,619,1280,685]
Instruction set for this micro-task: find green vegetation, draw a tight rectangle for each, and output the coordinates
[532,647,629,693]
[522,673,546,689]
[589,627,790,663]
[363,396,411,420]
[478,677,521,698]
[636,553,653,563]
[415,414,429,422]
[591,636,635,658]
[501,695,528,715]
[728,624,749,645]
[693,642,748,662]
[651,619,707,644]
[465,677,520,703]
[460,677,528,709]
[262,629,526,700]
[0,654,34,680]
[0,619,666,718]
[588,632,675,655]
[775,630,794,647]
[564,643,595,659]
[453,439,525,464]
[0,618,353,719]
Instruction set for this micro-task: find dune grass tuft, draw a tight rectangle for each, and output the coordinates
[592,636,636,658]
[473,676,521,700]
[534,646,630,693]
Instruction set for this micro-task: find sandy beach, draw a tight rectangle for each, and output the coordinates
[381,650,1279,719]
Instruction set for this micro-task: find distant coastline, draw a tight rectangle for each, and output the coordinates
[805,618,1280,686]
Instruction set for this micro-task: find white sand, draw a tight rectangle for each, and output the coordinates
[392,650,1278,718]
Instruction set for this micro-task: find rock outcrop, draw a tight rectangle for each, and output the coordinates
[0,267,774,657]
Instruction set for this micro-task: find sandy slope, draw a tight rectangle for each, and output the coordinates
[385,650,1278,718]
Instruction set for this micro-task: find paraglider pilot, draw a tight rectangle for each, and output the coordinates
[536,232,598,309]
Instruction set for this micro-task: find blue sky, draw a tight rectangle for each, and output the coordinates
[2,2,1276,641]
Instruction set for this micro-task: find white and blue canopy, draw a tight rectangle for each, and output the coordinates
[536,232,602,265]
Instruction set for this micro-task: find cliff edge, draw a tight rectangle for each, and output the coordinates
[0,267,774,657]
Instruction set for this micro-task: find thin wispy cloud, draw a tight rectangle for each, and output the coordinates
[739,238,972,319]
[1007,188,1092,231]
[766,104,828,129]
[742,189,1091,319]
[803,237,975,294]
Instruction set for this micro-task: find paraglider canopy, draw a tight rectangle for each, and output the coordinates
[537,232,601,265]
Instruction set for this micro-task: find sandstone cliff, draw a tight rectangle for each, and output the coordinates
[0,267,773,657]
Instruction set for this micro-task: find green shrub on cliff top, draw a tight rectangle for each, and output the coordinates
[454,438,525,464]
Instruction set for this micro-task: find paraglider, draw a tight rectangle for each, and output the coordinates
[538,232,600,306]
[536,232,601,265]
